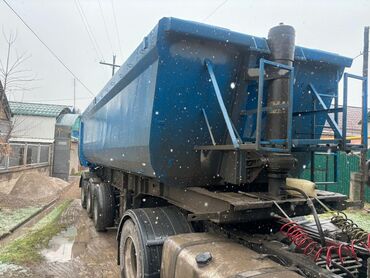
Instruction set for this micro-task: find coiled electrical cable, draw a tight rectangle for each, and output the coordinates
[331,211,370,250]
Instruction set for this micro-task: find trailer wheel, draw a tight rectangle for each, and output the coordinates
[118,207,193,278]
[80,179,88,209]
[86,182,95,218]
[93,183,115,232]
[120,219,143,278]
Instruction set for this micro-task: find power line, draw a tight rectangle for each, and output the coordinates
[353,51,370,60]
[110,0,123,57]
[202,0,230,21]
[97,0,114,54]
[74,0,101,61]
[2,0,95,97]
[74,0,105,62]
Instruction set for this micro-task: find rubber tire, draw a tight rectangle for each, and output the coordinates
[80,179,88,209]
[118,207,193,278]
[119,219,143,278]
[86,182,95,219]
[93,183,115,232]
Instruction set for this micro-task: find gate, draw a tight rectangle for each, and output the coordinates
[300,151,370,202]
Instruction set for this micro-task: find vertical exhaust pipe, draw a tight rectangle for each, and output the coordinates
[266,24,296,197]
[266,23,295,140]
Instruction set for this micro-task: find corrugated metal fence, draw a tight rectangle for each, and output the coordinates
[300,151,370,202]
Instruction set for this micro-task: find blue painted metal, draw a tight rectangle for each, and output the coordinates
[205,59,239,149]
[255,58,294,153]
[80,17,354,186]
[303,73,367,187]
[255,58,264,149]
[202,108,216,146]
[343,73,348,149]
[310,83,342,138]
[343,73,368,150]
[287,65,295,151]
[315,93,338,98]
[78,121,90,167]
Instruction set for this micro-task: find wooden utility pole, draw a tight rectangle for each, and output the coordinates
[361,26,369,206]
[100,55,120,77]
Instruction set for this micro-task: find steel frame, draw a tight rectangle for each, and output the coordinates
[307,73,368,187]
[343,73,368,150]
[255,58,294,153]
[303,74,368,151]
[200,60,368,156]
[310,83,342,139]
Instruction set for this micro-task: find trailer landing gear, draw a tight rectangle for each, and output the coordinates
[117,207,193,278]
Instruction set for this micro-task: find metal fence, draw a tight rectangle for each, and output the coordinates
[0,143,51,170]
[300,151,370,202]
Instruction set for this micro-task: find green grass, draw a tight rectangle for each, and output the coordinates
[0,207,41,237]
[305,203,370,231]
[0,200,72,264]
[71,170,83,176]
[342,208,370,231]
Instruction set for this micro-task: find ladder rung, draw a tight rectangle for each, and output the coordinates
[262,104,289,111]
[293,107,343,116]
[240,103,289,115]
[315,182,337,185]
[315,152,338,156]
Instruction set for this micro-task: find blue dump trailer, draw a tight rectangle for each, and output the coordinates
[79,18,369,277]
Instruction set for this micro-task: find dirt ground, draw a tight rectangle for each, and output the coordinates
[0,178,120,278]
[0,173,69,209]
[3,177,368,278]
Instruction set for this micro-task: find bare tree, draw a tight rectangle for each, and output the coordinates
[0,80,11,159]
[0,30,36,160]
[0,30,36,95]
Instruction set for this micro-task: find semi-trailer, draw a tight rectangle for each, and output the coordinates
[79,17,369,277]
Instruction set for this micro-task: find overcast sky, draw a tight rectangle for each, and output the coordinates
[0,0,369,111]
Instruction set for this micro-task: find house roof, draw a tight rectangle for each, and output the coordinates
[56,113,81,141]
[323,106,363,136]
[56,113,80,127]
[9,101,72,117]
[338,106,363,136]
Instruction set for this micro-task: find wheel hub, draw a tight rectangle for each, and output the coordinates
[124,237,137,278]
